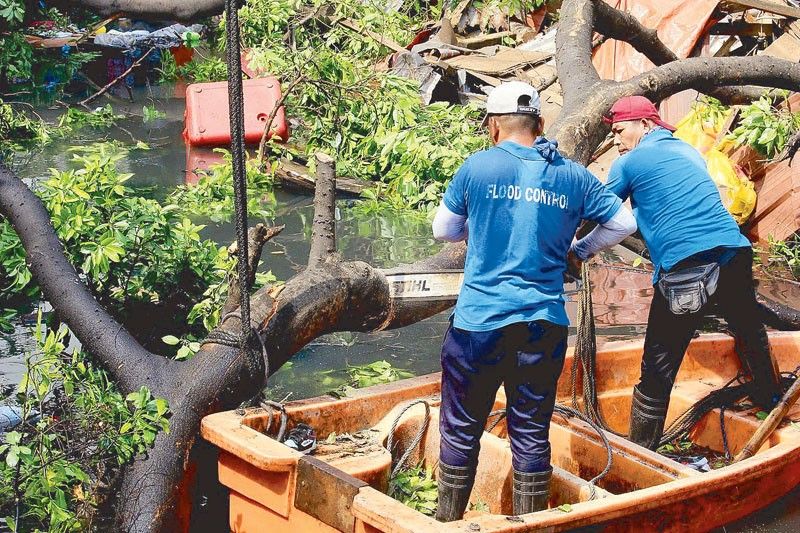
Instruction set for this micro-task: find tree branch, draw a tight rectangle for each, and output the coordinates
[623,56,800,104]
[222,224,285,315]
[79,47,155,108]
[555,0,601,110]
[589,0,774,104]
[591,0,677,65]
[66,0,224,20]
[553,56,800,165]
[0,164,167,394]
[308,153,337,268]
[256,74,304,163]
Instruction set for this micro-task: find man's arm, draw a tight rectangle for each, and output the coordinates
[605,157,631,201]
[432,203,468,242]
[570,205,636,260]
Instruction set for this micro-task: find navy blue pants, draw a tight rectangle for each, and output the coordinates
[439,320,567,474]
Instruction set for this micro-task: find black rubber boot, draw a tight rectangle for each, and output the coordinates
[734,327,782,410]
[512,467,551,515]
[435,462,475,522]
[628,385,668,450]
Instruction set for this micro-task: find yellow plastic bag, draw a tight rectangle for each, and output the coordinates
[674,105,757,224]
[674,106,727,155]
[706,148,756,225]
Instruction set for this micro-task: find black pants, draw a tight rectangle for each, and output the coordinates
[637,248,781,409]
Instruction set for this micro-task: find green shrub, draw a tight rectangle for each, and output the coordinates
[0,316,169,532]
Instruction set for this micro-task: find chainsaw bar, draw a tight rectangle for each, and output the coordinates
[385,270,583,301]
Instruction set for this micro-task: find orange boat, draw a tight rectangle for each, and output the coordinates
[201,331,800,532]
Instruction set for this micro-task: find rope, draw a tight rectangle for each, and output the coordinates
[220,0,265,382]
[484,405,613,500]
[554,404,613,500]
[386,400,431,479]
[720,406,731,461]
[659,373,798,447]
[571,262,618,434]
[260,400,289,442]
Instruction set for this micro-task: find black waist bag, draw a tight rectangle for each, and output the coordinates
[657,262,720,315]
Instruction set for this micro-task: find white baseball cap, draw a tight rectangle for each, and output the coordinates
[482,81,541,126]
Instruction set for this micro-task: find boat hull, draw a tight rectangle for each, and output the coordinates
[201,332,800,532]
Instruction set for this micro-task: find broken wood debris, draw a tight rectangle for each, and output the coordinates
[274,158,373,197]
[721,0,800,20]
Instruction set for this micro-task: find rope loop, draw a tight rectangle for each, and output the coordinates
[386,400,432,479]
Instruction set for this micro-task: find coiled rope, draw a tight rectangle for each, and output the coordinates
[485,404,613,500]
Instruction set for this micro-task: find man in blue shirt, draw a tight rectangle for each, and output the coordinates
[604,96,782,450]
[431,81,636,521]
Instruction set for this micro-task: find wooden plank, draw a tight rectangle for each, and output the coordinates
[721,0,800,19]
[710,22,775,36]
[294,455,367,533]
[443,47,551,76]
[274,159,372,197]
[761,20,800,61]
[748,158,800,243]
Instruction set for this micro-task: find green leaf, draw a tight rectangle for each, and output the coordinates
[176,346,192,360]
[756,410,769,420]
[557,503,572,513]
[6,450,18,468]
[758,127,777,145]
[161,335,181,346]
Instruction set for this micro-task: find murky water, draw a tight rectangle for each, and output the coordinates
[2,87,799,530]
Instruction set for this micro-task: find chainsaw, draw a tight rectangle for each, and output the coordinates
[385,270,583,302]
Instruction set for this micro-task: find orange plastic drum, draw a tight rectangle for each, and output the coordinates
[183,78,289,147]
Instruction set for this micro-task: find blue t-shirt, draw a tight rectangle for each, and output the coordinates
[605,128,750,282]
[443,139,622,331]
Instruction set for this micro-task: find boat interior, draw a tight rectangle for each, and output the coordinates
[201,332,800,532]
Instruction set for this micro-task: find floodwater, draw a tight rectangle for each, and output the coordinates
[1,86,799,531]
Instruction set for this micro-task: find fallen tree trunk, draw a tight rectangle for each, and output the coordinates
[5,0,800,531]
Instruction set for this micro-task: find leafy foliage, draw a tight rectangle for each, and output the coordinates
[169,149,277,222]
[731,94,800,159]
[324,359,415,398]
[0,101,50,156]
[347,360,414,388]
[142,104,166,123]
[58,105,124,131]
[766,235,800,281]
[177,0,490,211]
[0,33,34,82]
[388,465,438,516]
[0,316,169,532]
[181,31,202,50]
[0,308,16,334]
[0,143,234,342]
[0,0,25,25]
[158,54,228,83]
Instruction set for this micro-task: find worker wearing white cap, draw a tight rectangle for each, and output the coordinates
[431,81,637,520]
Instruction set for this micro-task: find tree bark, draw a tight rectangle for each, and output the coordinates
[66,0,225,20]
[308,153,337,268]
[222,223,284,315]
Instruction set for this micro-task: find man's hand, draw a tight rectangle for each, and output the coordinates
[566,249,583,281]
